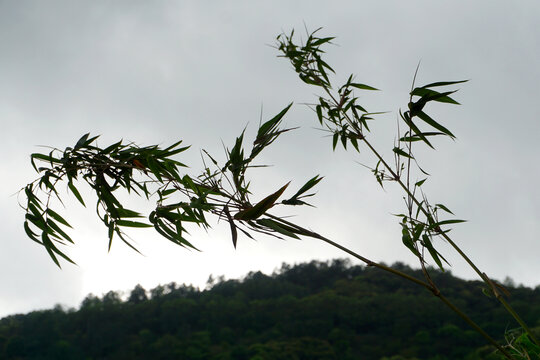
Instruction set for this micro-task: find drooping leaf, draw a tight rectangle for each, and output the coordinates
[24,220,41,243]
[256,218,300,239]
[223,206,238,249]
[401,111,434,149]
[46,218,73,244]
[416,111,455,138]
[393,147,414,159]
[316,105,323,124]
[401,226,420,257]
[332,132,339,150]
[68,181,86,207]
[46,209,72,228]
[422,234,449,271]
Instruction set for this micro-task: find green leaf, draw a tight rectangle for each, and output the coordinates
[436,219,466,226]
[421,80,468,88]
[162,139,188,154]
[401,227,420,257]
[316,105,323,125]
[332,132,339,150]
[116,220,153,228]
[401,111,434,149]
[223,206,238,249]
[256,103,293,141]
[146,156,163,182]
[415,178,427,187]
[399,132,444,143]
[423,234,446,271]
[340,133,347,149]
[68,181,86,207]
[24,221,41,243]
[410,88,460,105]
[74,133,90,149]
[435,203,454,215]
[350,83,379,91]
[481,287,493,298]
[393,147,414,159]
[46,218,73,244]
[159,188,177,198]
[41,232,75,267]
[416,111,455,138]
[350,136,360,152]
[234,182,290,221]
[46,209,72,228]
[317,59,330,85]
[101,140,122,154]
[256,218,300,239]
[412,223,425,243]
[427,218,466,232]
[311,36,335,47]
[282,175,323,205]
[31,153,62,171]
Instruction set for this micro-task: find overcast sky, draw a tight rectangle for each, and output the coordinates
[1,1,539,318]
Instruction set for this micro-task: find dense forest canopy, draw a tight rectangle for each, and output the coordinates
[1,260,539,359]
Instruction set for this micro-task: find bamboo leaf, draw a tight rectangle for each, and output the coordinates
[316,105,323,125]
[393,147,414,159]
[224,206,238,249]
[234,182,290,220]
[416,111,455,138]
[24,221,41,243]
[435,203,454,215]
[423,234,446,271]
[421,80,468,88]
[401,111,434,149]
[46,208,72,228]
[436,219,467,226]
[74,133,90,149]
[350,83,379,91]
[68,181,86,207]
[256,103,293,141]
[332,132,339,150]
[46,219,73,244]
[116,220,153,228]
[256,218,300,239]
[410,88,460,105]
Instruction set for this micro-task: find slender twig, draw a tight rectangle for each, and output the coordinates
[264,213,515,359]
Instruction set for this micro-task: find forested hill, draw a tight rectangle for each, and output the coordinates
[1,260,539,360]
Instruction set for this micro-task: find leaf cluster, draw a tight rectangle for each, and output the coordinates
[22,108,327,264]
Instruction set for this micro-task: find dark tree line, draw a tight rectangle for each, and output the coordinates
[1,260,539,359]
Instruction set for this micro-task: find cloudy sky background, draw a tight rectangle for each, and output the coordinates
[1,1,539,318]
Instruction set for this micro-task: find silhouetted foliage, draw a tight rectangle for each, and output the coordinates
[1,260,539,359]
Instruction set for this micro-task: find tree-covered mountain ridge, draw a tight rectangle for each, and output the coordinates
[1,259,539,359]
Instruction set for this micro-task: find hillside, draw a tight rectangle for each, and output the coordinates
[1,260,539,359]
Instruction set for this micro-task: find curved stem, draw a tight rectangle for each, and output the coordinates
[437,294,515,359]
[323,87,538,348]
[364,135,539,347]
[265,213,514,359]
